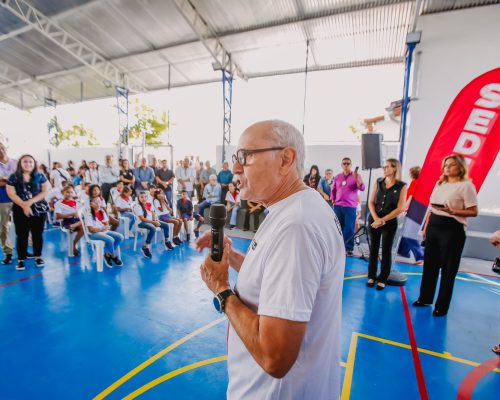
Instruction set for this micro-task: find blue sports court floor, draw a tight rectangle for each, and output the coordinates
[0,228,498,399]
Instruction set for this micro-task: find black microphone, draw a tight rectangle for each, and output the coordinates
[210,204,227,261]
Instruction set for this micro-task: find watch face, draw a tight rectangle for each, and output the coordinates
[213,296,222,313]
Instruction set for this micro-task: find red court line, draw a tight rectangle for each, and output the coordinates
[457,357,500,400]
[400,286,429,400]
[0,273,42,288]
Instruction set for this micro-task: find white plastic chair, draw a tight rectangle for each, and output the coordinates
[78,209,105,272]
[118,214,131,239]
[60,226,77,257]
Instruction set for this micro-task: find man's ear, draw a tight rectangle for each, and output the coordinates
[280,148,296,172]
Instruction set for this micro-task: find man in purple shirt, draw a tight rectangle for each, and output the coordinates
[330,157,365,255]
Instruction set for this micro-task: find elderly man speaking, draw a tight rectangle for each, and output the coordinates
[197,120,345,399]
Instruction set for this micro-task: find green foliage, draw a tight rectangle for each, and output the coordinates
[48,116,99,148]
[128,99,168,146]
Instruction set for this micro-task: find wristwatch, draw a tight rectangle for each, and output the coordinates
[213,288,235,313]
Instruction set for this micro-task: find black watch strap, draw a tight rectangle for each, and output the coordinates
[216,288,235,313]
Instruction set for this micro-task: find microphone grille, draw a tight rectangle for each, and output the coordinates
[209,203,227,220]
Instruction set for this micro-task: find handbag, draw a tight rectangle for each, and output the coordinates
[31,200,49,216]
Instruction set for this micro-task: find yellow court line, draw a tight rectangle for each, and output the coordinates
[340,332,500,400]
[341,332,358,400]
[358,332,500,372]
[122,356,228,400]
[93,317,227,400]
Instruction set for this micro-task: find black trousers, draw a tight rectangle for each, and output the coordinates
[13,205,46,260]
[367,218,398,283]
[244,210,262,231]
[418,214,466,312]
[101,182,117,204]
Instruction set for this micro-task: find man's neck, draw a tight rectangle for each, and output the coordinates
[265,177,307,208]
[343,170,350,176]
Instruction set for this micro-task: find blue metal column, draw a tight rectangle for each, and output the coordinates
[116,86,129,159]
[398,42,416,165]
[222,69,233,163]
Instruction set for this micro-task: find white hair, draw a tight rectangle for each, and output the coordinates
[209,174,217,180]
[269,120,305,177]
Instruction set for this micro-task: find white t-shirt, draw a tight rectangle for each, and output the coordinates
[133,202,154,221]
[227,189,345,400]
[50,168,71,188]
[84,209,109,229]
[115,195,134,211]
[45,187,62,203]
[175,166,195,191]
[85,169,100,185]
[225,191,240,205]
[153,198,171,216]
[429,180,478,225]
[110,187,121,202]
[54,199,78,217]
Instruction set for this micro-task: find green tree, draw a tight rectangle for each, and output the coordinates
[48,117,100,148]
[128,99,168,146]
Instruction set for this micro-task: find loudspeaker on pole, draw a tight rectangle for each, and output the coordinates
[361,133,383,170]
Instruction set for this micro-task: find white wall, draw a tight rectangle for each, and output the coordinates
[405,5,500,213]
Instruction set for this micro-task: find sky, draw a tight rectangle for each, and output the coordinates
[0,63,404,163]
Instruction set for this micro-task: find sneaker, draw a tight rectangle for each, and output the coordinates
[2,254,13,265]
[35,258,45,268]
[173,237,183,245]
[229,225,236,230]
[346,249,354,256]
[104,254,113,268]
[165,241,174,250]
[16,260,25,271]
[194,230,200,238]
[243,227,249,232]
[141,246,152,259]
[492,258,500,274]
[26,252,35,259]
[111,255,123,267]
[186,234,191,242]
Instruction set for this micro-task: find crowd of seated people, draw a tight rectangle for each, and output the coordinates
[1,152,236,271]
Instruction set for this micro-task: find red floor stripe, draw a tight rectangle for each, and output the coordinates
[456,357,500,400]
[400,286,429,400]
[0,273,42,288]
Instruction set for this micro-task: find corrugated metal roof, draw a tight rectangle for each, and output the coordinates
[0,0,498,109]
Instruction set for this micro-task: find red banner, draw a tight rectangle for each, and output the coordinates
[413,68,500,206]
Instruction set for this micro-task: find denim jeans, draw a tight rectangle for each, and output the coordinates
[333,205,357,251]
[138,221,170,244]
[120,212,136,231]
[198,200,218,219]
[229,205,239,226]
[89,231,123,255]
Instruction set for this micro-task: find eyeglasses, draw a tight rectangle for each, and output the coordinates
[342,162,351,166]
[232,147,285,166]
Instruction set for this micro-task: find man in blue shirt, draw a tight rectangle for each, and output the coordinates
[198,175,222,219]
[217,161,233,202]
[0,143,17,264]
[134,158,155,191]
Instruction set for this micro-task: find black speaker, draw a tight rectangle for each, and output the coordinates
[361,133,383,170]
